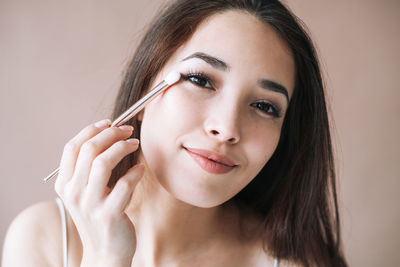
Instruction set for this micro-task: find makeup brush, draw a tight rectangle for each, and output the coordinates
[43,71,181,182]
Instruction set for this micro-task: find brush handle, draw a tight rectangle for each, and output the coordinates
[43,72,180,182]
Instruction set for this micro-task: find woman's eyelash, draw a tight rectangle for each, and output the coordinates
[182,72,214,89]
[182,72,282,118]
[251,101,282,118]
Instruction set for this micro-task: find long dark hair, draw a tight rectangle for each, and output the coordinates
[110,0,347,266]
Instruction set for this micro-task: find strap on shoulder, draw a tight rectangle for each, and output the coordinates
[55,197,68,267]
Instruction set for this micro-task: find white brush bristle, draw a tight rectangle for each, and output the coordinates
[164,71,181,85]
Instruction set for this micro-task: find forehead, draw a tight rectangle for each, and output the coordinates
[170,10,295,95]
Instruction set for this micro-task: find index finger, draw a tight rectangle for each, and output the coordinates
[56,119,112,189]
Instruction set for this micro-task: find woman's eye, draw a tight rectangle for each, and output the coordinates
[251,102,281,118]
[183,74,213,89]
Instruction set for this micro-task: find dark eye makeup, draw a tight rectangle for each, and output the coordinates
[251,101,282,118]
[181,71,283,118]
[182,72,214,89]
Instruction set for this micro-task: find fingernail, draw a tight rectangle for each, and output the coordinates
[126,138,139,145]
[119,125,134,132]
[94,119,111,128]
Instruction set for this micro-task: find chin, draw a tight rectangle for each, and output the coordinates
[161,180,235,209]
[177,196,227,209]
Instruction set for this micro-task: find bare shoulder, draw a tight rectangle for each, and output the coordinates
[233,211,301,267]
[276,259,302,267]
[2,200,63,267]
[249,241,301,267]
[252,252,301,267]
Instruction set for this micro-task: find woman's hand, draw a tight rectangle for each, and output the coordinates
[54,119,144,267]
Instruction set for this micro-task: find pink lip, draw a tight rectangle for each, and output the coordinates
[184,147,237,174]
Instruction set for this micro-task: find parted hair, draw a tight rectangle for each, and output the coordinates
[110,0,347,266]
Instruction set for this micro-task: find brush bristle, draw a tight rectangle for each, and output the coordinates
[164,71,181,85]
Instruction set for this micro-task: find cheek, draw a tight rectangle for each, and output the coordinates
[139,86,205,164]
[164,88,204,126]
[219,128,281,205]
[142,86,201,132]
[244,126,282,177]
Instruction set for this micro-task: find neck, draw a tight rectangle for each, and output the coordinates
[125,171,245,266]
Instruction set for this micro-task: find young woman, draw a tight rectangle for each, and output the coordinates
[2,0,347,266]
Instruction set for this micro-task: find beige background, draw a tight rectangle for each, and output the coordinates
[1,0,399,266]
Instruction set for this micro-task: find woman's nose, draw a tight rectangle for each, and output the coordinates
[203,109,241,145]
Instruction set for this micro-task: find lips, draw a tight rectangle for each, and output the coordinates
[184,147,237,174]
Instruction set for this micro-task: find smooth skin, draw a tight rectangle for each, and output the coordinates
[56,122,142,265]
[2,10,296,267]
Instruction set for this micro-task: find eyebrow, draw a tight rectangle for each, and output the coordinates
[181,51,290,103]
[182,52,230,71]
[258,79,289,104]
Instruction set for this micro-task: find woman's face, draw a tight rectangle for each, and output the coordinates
[139,10,295,208]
